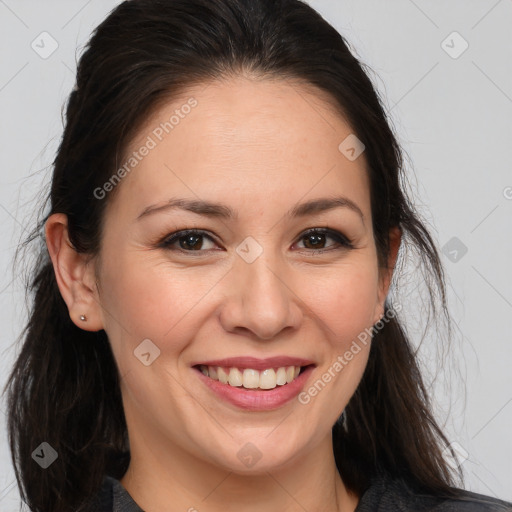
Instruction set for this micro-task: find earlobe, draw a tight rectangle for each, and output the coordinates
[387,225,402,273]
[375,226,402,322]
[45,213,104,331]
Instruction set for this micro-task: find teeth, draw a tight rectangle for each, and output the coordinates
[259,369,276,389]
[218,367,229,384]
[228,368,243,387]
[199,365,303,390]
[242,369,259,389]
[276,367,287,385]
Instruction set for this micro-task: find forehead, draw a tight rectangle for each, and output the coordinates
[107,76,370,221]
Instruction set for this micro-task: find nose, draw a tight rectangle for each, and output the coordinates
[218,252,303,340]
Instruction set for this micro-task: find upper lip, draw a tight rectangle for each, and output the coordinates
[192,356,315,371]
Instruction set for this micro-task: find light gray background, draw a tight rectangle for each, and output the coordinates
[0,0,511,509]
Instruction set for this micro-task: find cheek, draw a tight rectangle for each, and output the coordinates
[293,265,378,430]
[304,261,380,341]
[98,254,207,428]
[98,249,222,356]
[102,255,197,339]
[100,244,380,350]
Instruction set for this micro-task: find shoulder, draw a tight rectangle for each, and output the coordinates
[82,474,144,512]
[356,476,512,512]
[81,475,114,512]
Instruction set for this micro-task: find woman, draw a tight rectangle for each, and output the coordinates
[4,0,511,511]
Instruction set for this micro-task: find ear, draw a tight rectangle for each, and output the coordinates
[374,226,401,323]
[45,213,104,331]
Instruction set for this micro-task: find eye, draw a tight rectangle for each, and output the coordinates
[159,228,353,255]
[160,230,218,252]
[293,228,353,252]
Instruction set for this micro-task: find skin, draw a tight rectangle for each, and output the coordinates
[46,75,400,512]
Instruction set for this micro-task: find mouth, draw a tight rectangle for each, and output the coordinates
[191,357,316,411]
[193,364,312,391]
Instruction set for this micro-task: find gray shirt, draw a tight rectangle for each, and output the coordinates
[89,474,512,511]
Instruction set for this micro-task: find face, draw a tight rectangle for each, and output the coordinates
[92,76,392,474]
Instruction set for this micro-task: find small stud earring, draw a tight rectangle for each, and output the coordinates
[80,315,87,322]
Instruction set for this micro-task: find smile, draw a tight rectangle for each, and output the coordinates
[197,364,304,390]
[191,357,316,411]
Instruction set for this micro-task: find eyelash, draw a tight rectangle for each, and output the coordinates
[159,228,354,255]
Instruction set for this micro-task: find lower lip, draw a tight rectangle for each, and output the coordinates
[194,366,315,411]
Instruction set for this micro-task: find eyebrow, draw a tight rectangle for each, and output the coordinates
[136,196,364,223]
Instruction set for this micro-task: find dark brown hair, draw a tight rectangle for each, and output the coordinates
[4,0,464,510]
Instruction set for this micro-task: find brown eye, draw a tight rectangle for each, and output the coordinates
[161,230,218,252]
[295,228,353,252]
[159,227,353,255]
